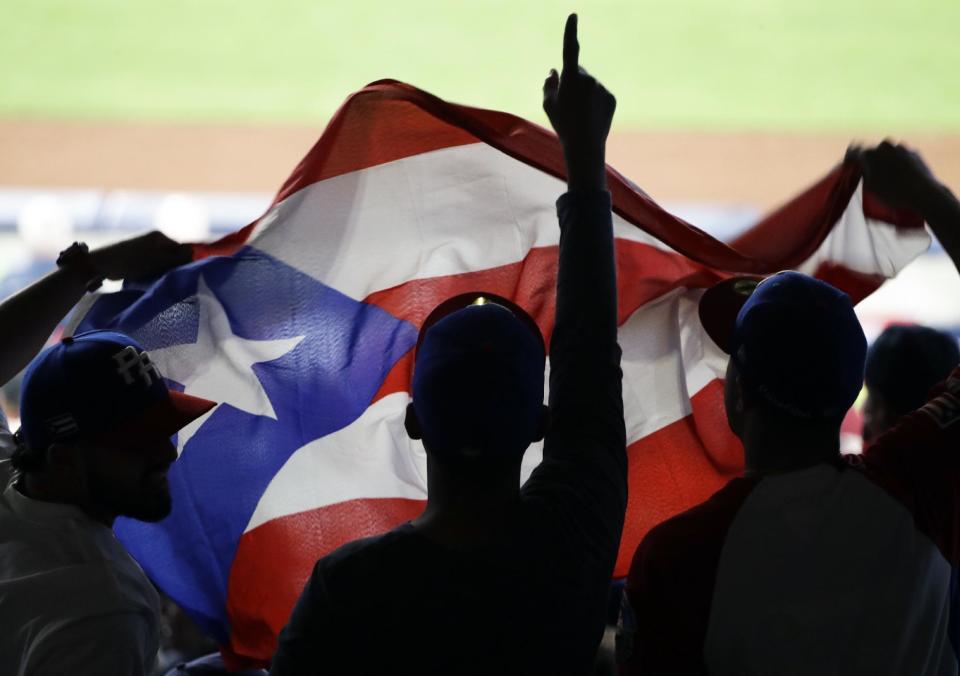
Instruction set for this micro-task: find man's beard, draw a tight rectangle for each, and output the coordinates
[84,462,173,523]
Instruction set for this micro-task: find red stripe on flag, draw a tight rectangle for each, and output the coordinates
[225,497,426,666]
[364,240,725,403]
[195,81,875,274]
[616,379,742,576]
[811,261,886,305]
[690,379,744,475]
[364,247,560,345]
[370,352,414,406]
[729,164,859,266]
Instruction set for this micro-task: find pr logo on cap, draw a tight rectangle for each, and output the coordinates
[732,278,759,296]
[112,346,162,387]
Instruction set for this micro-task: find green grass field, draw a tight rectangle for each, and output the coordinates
[1,0,958,131]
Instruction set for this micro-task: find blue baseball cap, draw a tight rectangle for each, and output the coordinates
[865,324,960,416]
[19,330,216,450]
[699,271,866,419]
[412,292,546,459]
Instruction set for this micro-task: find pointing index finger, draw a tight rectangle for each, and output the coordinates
[562,13,579,75]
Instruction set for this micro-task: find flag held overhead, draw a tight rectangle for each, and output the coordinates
[75,80,929,666]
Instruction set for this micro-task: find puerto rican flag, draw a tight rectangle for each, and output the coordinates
[73,80,930,666]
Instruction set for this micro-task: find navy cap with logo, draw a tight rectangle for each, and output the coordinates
[412,292,546,459]
[19,330,216,450]
[699,271,867,419]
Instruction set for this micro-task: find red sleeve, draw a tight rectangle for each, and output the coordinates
[861,367,960,564]
[616,477,758,676]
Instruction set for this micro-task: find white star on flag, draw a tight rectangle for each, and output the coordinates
[149,276,305,452]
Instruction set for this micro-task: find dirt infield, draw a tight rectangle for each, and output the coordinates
[1,120,958,210]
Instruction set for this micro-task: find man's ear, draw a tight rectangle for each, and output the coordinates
[404,402,422,441]
[44,441,83,477]
[532,404,549,443]
[46,442,71,468]
[732,373,746,413]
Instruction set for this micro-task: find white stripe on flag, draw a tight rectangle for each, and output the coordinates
[248,143,681,301]
[246,392,427,532]
[797,181,930,278]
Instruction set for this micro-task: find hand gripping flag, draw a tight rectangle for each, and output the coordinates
[73,80,930,666]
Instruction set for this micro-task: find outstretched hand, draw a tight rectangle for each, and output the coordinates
[543,14,616,192]
[846,141,942,214]
[849,139,960,276]
[90,230,193,281]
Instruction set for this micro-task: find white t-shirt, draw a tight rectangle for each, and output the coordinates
[704,465,956,676]
[0,429,161,675]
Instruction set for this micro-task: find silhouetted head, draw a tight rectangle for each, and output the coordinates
[406,293,547,472]
[14,330,215,524]
[701,272,867,468]
[863,324,959,443]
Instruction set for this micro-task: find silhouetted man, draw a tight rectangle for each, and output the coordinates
[0,233,217,674]
[271,14,627,676]
[617,142,960,675]
[864,324,959,444]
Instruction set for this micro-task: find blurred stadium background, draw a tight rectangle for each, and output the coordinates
[1,0,958,471]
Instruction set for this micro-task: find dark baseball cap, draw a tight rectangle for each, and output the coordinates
[699,271,867,419]
[19,330,216,450]
[412,292,546,459]
[865,324,960,416]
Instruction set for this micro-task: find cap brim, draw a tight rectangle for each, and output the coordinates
[698,276,763,354]
[98,390,217,443]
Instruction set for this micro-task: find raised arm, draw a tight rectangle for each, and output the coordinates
[526,14,626,549]
[849,141,960,276]
[0,231,191,386]
[542,14,614,194]
[847,142,960,562]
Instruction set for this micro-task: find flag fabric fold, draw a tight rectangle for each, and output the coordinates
[74,80,930,664]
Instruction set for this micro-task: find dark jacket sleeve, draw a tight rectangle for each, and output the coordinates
[522,190,627,565]
[862,367,960,565]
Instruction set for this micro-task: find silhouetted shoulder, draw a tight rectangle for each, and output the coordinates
[619,478,759,676]
[312,524,420,590]
[635,477,758,572]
